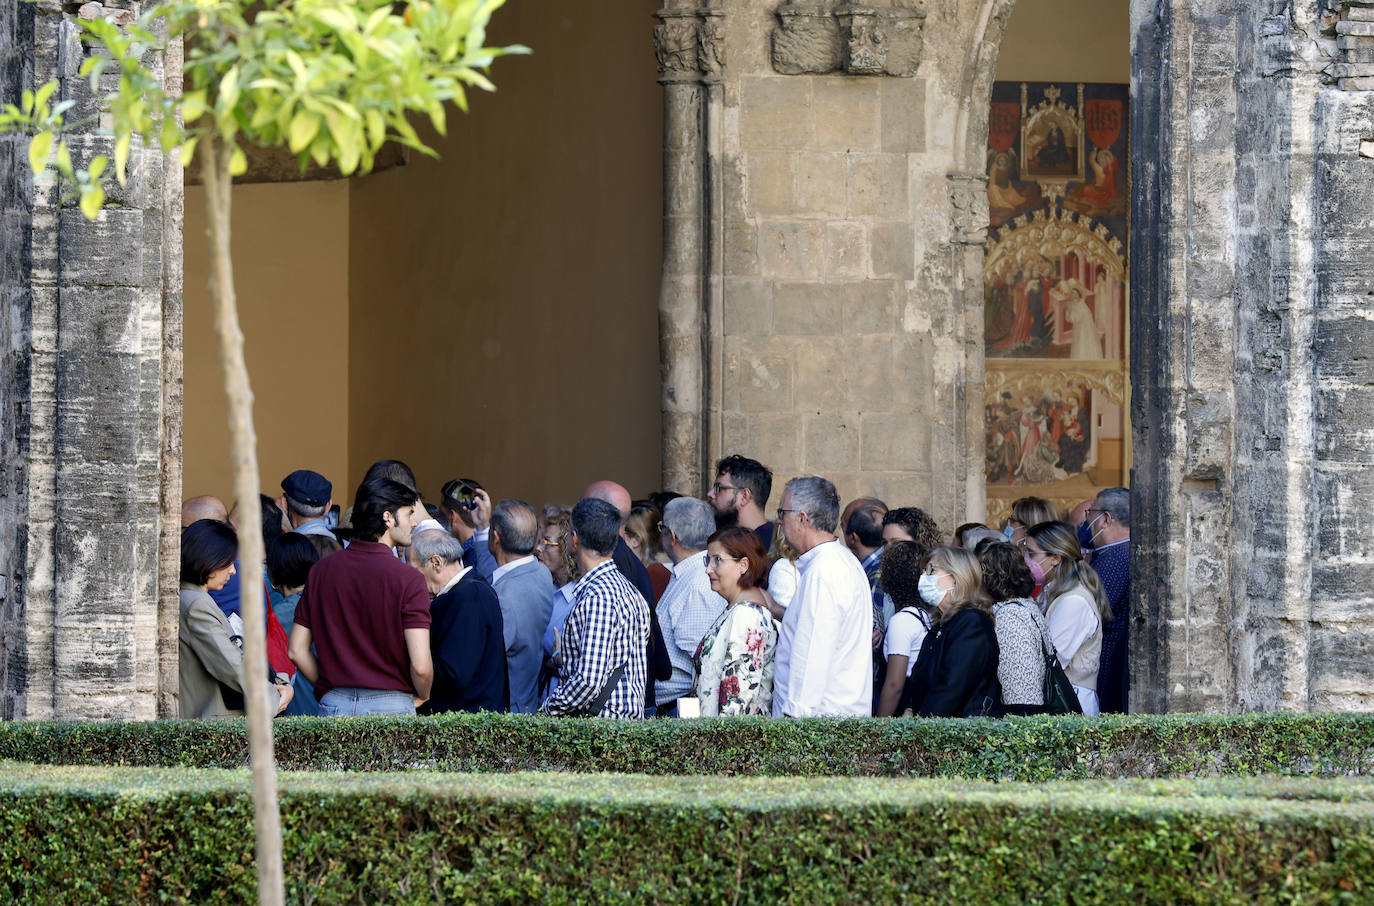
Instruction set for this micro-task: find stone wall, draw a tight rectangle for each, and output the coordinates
[1130,0,1374,712]
[0,0,179,720]
[656,0,1008,529]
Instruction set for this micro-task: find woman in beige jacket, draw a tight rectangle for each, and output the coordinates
[179,518,291,719]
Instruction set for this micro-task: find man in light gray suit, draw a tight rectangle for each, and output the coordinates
[489,498,555,713]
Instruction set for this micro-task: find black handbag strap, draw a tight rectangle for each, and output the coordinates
[582,664,626,717]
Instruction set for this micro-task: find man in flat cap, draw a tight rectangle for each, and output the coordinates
[280,469,337,541]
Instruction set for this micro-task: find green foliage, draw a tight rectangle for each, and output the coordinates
[0,763,1372,904]
[1,712,1372,779]
[3,0,527,217]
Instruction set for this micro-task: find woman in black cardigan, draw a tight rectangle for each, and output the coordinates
[900,546,1003,718]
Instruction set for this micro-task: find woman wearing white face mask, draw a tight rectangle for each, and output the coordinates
[899,547,1003,718]
[1022,521,1110,715]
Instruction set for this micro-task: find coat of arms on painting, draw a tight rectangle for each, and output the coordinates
[983,82,1130,526]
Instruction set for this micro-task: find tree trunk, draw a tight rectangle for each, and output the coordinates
[200,133,286,906]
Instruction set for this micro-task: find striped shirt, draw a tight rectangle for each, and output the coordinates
[540,559,650,719]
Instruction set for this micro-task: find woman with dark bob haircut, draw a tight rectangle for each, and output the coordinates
[690,526,778,716]
[980,541,1049,715]
[179,519,291,719]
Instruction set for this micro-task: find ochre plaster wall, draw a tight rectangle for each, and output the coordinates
[995,0,1130,84]
[183,181,351,505]
[347,1,664,508]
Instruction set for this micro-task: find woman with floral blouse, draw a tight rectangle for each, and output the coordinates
[692,526,778,716]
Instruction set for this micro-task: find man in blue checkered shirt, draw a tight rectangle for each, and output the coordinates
[539,497,650,719]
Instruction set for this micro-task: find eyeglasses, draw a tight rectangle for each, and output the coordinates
[711,483,738,494]
[776,508,799,520]
[704,554,742,569]
[537,539,561,549]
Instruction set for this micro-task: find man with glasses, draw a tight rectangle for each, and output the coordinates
[653,497,725,715]
[772,476,873,717]
[1086,487,1131,713]
[706,454,775,551]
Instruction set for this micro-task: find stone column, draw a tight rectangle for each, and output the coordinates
[0,0,180,720]
[1131,0,1374,712]
[655,4,724,496]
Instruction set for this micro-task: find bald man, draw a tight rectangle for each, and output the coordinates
[582,479,672,715]
[182,495,228,527]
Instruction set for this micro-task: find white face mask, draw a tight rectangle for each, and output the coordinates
[918,573,947,608]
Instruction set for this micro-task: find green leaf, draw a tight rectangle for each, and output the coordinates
[21,89,34,116]
[88,155,108,179]
[229,146,247,176]
[54,141,72,176]
[27,131,53,174]
[219,67,240,111]
[429,100,446,137]
[79,184,105,221]
[181,90,208,123]
[114,133,131,186]
[178,137,199,168]
[288,111,321,153]
[34,81,58,116]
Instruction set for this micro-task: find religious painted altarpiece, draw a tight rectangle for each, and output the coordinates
[983,82,1131,527]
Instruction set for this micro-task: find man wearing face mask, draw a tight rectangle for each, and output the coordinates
[1084,488,1131,713]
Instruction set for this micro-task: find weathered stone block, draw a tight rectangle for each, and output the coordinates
[796,152,847,215]
[723,277,774,336]
[758,221,825,280]
[721,413,801,474]
[793,338,848,411]
[56,209,145,287]
[825,221,867,278]
[812,78,879,152]
[1315,384,1374,463]
[840,280,897,335]
[1314,315,1374,381]
[746,151,795,215]
[869,221,915,279]
[723,220,759,277]
[1337,19,1374,36]
[803,412,859,472]
[848,153,908,218]
[773,281,841,335]
[1314,463,1374,560]
[741,77,812,150]
[861,413,929,471]
[727,347,794,413]
[1307,619,1374,709]
[880,78,925,153]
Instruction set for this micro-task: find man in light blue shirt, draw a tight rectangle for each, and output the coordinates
[654,497,725,713]
[490,499,555,713]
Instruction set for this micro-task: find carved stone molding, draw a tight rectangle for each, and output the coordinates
[772,1,926,77]
[654,8,725,84]
[947,171,989,246]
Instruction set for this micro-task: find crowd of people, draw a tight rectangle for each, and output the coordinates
[177,454,1132,720]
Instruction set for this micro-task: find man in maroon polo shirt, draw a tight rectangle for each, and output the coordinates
[289,477,434,716]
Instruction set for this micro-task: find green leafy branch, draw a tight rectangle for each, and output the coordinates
[3,0,530,219]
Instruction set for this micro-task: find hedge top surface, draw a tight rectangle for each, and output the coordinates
[6,762,1374,816]
[2,710,1372,778]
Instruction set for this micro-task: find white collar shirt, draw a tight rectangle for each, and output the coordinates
[491,554,536,586]
[773,539,873,717]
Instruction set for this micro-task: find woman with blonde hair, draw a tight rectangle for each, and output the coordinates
[1023,520,1110,715]
[900,546,1002,718]
[1005,496,1059,545]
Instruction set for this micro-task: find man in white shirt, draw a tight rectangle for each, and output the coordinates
[654,497,726,713]
[772,476,874,717]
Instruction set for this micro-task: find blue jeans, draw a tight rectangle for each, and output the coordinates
[319,687,415,717]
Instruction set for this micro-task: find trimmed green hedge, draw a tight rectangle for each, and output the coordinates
[2,764,1372,904]
[0,712,1371,779]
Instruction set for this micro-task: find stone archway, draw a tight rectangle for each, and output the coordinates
[653,0,1374,713]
